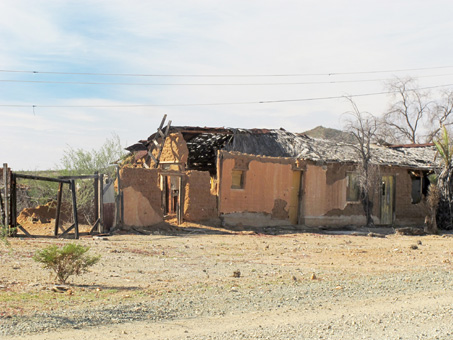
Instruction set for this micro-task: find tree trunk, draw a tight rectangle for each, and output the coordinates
[361,192,374,227]
[436,166,453,230]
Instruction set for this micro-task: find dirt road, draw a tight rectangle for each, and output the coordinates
[1,225,452,339]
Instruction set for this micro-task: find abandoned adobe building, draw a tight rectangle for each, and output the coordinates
[120,126,438,229]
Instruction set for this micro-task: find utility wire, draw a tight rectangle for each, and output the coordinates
[2,94,387,108]
[1,83,452,110]
[1,65,453,78]
[2,83,453,109]
[2,73,453,86]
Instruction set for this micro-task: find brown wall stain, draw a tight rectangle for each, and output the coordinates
[272,199,289,219]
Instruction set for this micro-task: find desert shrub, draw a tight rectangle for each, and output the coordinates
[60,133,126,180]
[33,243,100,284]
[59,133,127,225]
[0,226,9,246]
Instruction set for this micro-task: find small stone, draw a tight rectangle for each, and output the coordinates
[52,286,68,293]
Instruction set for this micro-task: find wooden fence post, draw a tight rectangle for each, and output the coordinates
[10,173,17,235]
[94,171,99,224]
[70,180,79,239]
[3,163,8,230]
[115,166,122,226]
[98,173,104,234]
[54,182,64,236]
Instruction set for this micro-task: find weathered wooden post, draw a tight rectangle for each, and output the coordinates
[0,183,4,228]
[98,173,104,234]
[3,163,8,230]
[177,176,183,225]
[115,166,122,227]
[10,173,17,236]
[70,180,79,239]
[54,182,64,236]
[94,171,99,224]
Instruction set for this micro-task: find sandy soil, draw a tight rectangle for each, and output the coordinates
[1,222,452,339]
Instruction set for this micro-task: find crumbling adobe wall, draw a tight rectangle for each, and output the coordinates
[385,167,427,226]
[219,153,298,227]
[120,167,163,227]
[150,132,189,167]
[17,201,72,225]
[183,170,217,222]
[303,163,370,226]
[304,163,427,227]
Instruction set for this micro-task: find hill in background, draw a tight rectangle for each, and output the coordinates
[302,126,356,144]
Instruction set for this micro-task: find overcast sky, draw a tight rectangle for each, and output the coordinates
[2,0,453,170]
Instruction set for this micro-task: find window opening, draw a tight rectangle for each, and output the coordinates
[346,172,360,202]
[231,170,245,189]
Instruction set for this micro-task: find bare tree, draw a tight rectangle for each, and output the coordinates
[426,89,453,142]
[382,77,432,144]
[343,98,379,227]
[434,126,453,230]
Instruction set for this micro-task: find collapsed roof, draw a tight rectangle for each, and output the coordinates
[126,126,439,171]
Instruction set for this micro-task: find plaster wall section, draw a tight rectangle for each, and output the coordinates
[219,153,298,226]
[303,164,428,227]
[120,167,163,227]
[382,167,427,226]
[184,170,218,222]
[303,164,348,215]
[303,163,373,226]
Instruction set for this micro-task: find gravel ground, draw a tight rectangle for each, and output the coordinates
[1,228,452,339]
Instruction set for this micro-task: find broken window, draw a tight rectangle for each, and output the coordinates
[410,172,422,204]
[346,172,360,202]
[231,170,245,189]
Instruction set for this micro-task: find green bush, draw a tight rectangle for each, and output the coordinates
[59,133,127,225]
[33,243,100,284]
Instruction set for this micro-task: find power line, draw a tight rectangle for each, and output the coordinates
[1,83,452,109]
[1,94,385,108]
[1,65,453,78]
[2,72,453,87]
